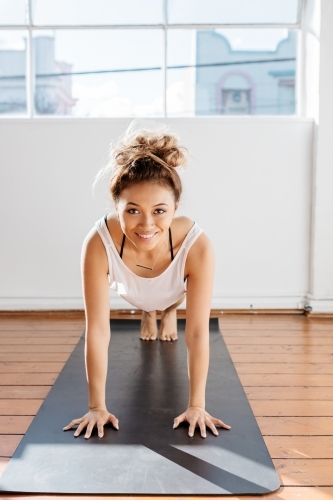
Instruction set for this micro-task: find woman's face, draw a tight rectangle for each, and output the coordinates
[117,181,177,250]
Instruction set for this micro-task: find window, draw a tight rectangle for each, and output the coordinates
[0,0,302,118]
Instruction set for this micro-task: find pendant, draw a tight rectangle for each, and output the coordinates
[136,264,153,270]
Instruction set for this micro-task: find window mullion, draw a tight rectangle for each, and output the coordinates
[162,0,167,117]
[26,0,34,118]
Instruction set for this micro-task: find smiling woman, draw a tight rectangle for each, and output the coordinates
[63,123,231,441]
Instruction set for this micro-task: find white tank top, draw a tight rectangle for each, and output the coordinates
[95,216,203,312]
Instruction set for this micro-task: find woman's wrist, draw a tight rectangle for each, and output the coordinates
[188,405,205,411]
[89,405,107,412]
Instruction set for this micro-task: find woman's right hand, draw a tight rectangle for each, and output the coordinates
[63,409,119,439]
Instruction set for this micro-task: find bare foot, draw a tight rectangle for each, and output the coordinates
[159,309,178,342]
[140,311,158,340]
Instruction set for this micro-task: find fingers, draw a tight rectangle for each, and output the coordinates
[212,418,231,430]
[74,421,87,437]
[188,419,196,437]
[84,421,95,439]
[97,421,104,438]
[108,413,119,430]
[63,418,84,431]
[173,413,186,429]
[64,412,120,439]
[198,419,206,438]
[206,419,219,436]
[174,409,230,438]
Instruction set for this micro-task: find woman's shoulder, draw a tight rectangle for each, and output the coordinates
[172,215,195,233]
[82,213,113,250]
[175,217,212,256]
[82,224,105,255]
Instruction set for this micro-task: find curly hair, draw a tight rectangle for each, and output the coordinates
[105,123,187,203]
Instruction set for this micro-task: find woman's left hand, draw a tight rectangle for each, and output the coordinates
[173,406,231,438]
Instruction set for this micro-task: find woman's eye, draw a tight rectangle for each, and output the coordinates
[127,208,165,214]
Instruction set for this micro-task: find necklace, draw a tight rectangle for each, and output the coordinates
[130,236,166,271]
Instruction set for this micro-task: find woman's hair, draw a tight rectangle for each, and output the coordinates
[99,122,187,204]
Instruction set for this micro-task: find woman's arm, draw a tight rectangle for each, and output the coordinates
[173,232,230,437]
[63,229,119,438]
[82,230,111,411]
[185,232,213,411]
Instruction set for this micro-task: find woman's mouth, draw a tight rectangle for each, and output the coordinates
[135,232,157,241]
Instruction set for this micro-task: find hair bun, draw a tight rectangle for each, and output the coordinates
[94,122,186,203]
[112,124,187,171]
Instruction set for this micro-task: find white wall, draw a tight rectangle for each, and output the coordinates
[0,117,313,310]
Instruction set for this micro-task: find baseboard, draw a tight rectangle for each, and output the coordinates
[304,296,333,315]
[0,293,332,316]
[0,293,307,311]
[0,308,306,320]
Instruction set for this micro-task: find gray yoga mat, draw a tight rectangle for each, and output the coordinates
[0,319,280,495]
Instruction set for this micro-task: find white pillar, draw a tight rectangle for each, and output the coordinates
[307,0,333,313]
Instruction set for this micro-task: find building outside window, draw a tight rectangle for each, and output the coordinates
[0,0,301,118]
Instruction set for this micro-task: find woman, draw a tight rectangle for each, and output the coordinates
[64,126,230,440]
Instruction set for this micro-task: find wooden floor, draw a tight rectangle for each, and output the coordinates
[0,313,332,499]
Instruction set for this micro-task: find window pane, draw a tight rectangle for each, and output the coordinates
[168,0,299,25]
[33,30,163,117]
[0,0,26,25]
[167,29,297,116]
[32,0,163,25]
[0,31,27,115]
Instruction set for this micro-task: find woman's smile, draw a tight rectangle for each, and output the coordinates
[135,231,158,242]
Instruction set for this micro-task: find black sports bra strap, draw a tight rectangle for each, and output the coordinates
[169,227,174,261]
[104,214,126,259]
[120,234,126,259]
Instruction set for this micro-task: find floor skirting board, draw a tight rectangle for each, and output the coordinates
[0,308,319,320]
[0,296,332,315]
[0,294,311,311]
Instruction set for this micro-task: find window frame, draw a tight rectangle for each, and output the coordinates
[0,0,303,119]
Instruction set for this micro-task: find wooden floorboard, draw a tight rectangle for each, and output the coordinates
[222,331,333,337]
[234,362,333,374]
[256,416,333,435]
[244,386,333,400]
[0,386,51,399]
[264,436,333,458]
[0,353,70,362]
[239,373,333,386]
[0,400,43,416]
[227,344,333,353]
[274,458,333,486]
[0,313,332,499]
[231,353,333,363]
[0,345,76,353]
[0,362,65,373]
[250,400,333,416]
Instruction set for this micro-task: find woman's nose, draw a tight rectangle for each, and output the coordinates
[139,213,154,227]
